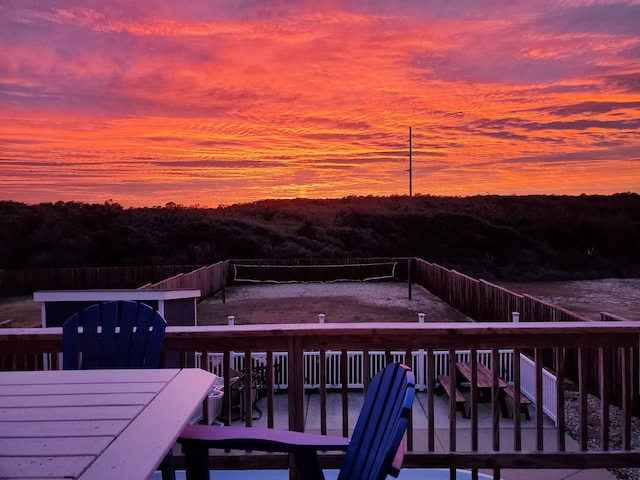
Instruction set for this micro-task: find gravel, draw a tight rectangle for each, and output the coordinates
[564,390,640,479]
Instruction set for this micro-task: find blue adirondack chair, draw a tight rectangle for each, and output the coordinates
[62,300,173,479]
[178,362,416,480]
[62,300,166,370]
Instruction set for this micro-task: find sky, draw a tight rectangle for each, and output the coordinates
[1,1,639,208]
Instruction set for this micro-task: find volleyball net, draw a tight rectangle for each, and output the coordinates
[231,261,403,284]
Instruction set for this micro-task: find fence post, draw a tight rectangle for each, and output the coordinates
[418,312,425,389]
[407,257,413,300]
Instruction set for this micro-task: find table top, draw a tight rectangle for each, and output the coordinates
[456,362,508,389]
[34,289,201,302]
[0,368,216,480]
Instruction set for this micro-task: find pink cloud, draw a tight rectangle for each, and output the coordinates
[0,0,639,207]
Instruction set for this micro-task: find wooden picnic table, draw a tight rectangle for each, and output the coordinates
[0,368,216,479]
[455,362,509,418]
[455,362,508,390]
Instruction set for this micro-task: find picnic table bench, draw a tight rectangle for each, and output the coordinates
[437,374,467,418]
[503,384,532,420]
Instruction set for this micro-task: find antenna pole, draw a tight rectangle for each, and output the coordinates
[409,126,413,198]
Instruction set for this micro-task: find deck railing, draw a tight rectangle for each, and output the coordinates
[2,321,639,478]
[197,348,516,390]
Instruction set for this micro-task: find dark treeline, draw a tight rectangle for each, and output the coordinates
[1,193,639,282]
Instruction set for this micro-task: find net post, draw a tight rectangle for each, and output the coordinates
[407,257,413,300]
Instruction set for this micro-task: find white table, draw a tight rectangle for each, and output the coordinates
[0,368,216,479]
[34,289,202,327]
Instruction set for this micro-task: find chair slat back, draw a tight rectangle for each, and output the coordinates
[338,362,415,480]
[62,300,167,370]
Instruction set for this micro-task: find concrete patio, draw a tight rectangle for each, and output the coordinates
[159,389,616,480]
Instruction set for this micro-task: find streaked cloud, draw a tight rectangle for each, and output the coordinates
[1,0,638,207]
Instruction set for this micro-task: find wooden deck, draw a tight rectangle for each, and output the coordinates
[2,321,640,477]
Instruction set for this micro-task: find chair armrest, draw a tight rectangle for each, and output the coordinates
[389,440,405,477]
[178,424,350,453]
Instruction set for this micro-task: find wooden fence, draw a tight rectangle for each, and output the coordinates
[411,257,639,412]
[477,280,523,321]
[412,258,590,323]
[1,259,409,296]
[143,261,228,299]
[601,312,633,322]
[0,265,203,296]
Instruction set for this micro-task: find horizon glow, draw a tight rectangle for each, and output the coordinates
[1,1,639,208]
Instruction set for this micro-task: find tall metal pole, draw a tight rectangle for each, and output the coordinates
[409,126,413,198]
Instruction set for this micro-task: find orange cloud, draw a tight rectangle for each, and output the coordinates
[1,1,639,207]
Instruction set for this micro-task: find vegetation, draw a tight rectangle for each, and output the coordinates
[1,194,639,281]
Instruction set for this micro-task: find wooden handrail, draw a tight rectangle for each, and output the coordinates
[2,322,640,475]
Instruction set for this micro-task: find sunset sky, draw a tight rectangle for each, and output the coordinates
[1,1,639,208]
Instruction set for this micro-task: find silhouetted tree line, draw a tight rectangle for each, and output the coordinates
[1,194,639,281]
